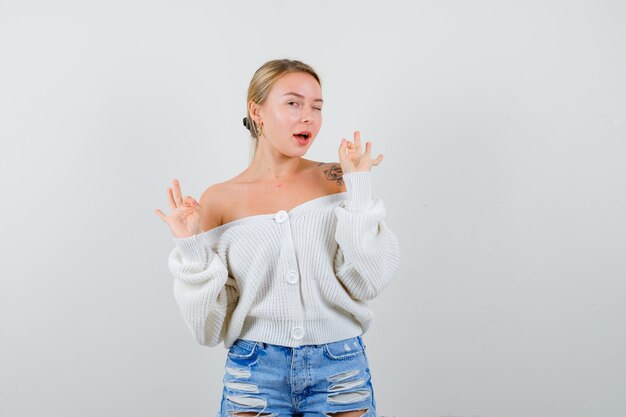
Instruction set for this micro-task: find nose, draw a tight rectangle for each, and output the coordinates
[301,107,314,125]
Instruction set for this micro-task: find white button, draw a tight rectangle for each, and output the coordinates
[291,326,304,340]
[275,210,288,223]
[285,270,299,284]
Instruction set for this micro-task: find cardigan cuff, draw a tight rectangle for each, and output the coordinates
[172,232,210,266]
[342,171,373,211]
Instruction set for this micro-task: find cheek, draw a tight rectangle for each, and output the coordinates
[272,109,297,125]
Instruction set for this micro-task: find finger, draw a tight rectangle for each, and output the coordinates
[339,138,348,160]
[364,141,372,158]
[167,188,177,210]
[172,179,183,207]
[154,208,168,222]
[373,153,384,165]
[184,196,199,207]
[354,131,362,153]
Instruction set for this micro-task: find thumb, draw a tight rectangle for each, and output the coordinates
[338,138,347,159]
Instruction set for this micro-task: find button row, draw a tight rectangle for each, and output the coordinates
[274,208,302,341]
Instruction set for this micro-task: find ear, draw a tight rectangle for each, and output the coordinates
[248,100,262,125]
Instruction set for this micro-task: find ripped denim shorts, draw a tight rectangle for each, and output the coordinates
[217,335,377,417]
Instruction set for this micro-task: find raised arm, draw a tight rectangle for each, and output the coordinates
[165,184,238,347]
[169,232,238,346]
[333,171,401,301]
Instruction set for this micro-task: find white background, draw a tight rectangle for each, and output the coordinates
[1,1,625,417]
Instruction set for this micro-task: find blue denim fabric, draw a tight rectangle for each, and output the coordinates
[217,335,377,417]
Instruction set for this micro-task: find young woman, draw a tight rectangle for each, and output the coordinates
[155,59,400,417]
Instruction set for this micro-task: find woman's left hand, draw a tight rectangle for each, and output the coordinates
[338,130,384,174]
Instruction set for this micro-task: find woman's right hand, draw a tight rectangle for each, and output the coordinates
[155,179,203,239]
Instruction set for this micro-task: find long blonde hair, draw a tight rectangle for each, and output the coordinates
[244,59,321,162]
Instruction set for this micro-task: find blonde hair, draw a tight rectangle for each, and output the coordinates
[245,59,321,162]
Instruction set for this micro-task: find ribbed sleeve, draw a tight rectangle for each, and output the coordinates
[168,232,239,347]
[333,171,401,301]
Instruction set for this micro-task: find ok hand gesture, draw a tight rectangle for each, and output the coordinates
[338,130,384,174]
[154,179,203,239]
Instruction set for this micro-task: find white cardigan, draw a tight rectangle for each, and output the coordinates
[168,171,401,349]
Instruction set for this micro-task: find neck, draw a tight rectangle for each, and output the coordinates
[247,144,306,182]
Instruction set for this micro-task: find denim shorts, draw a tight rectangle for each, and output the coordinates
[217,335,377,417]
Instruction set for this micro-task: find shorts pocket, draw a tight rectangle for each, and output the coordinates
[227,339,258,359]
[323,337,365,361]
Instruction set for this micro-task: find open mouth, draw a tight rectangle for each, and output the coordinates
[293,131,312,140]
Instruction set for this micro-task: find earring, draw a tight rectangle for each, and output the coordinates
[257,122,264,138]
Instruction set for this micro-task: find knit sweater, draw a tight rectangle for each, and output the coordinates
[168,170,401,349]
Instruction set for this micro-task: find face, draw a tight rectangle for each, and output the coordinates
[251,71,323,155]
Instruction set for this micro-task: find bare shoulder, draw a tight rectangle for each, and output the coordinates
[198,183,227,232]
[318,161,346,192]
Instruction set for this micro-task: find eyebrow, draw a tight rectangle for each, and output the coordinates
[283,92,324,103]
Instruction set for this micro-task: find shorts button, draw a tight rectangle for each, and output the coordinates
[291,326,304,340]
[275,210,288,223]
[285,270,299,284]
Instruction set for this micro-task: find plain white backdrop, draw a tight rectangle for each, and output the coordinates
[1,1,625,416]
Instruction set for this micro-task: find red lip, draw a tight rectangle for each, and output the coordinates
[294,130,312,138]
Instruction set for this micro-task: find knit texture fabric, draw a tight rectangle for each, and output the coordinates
[168,171,401,349]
